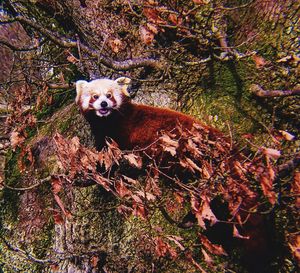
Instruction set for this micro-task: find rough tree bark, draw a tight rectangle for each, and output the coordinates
[0,1,299,272]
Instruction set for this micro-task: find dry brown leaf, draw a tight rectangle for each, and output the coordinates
[200,234,227,256]
[53,194,72,219]
[51,177,62,194]
[117,204,133,216]
[292,172,300,208]
[108,38,123,53]
[233,225,250,239]
[66,53,79,64]
[115,179,131,198]
[53,210,64,225]
[200,199,218,227]
[182,157,202,173]
[288,235,300,263]
[122,175,138,185]
[143,7,166,24]
[166,235,185,251]
[124,153,143,169]
[168,14,182,25]
[136,190,156,201]
[278,130,295,141]
[193,0,210,4]
[95,174,111,191]
[49,264,59,272]
[70,136,80,155]
[159,133,179,156]
[155,237,177,258]
[262,147,281,160]
[155,237,168,257]
[140,25,155,45]
[10,130,25,150]
[98,150,113,170]
[174,191,184,204]
[253,54,267,69]
[260,175,276,205]
[133,202,147,219]
[201,248,213,266]
[146,23,159,34]
[90,256,99,268]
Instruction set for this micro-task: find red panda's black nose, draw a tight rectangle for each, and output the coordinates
[101,101,108,108]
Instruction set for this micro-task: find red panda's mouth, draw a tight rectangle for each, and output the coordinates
[96,108,111,117]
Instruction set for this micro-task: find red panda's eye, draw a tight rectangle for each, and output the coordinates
[106,93,112,99]
[93,94,99,100]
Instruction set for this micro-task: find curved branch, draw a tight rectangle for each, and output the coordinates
[0,235,53,264]
[0,38,46,51]
[250,84,300,97]
[1,176,51,191]
[1,15,159,71]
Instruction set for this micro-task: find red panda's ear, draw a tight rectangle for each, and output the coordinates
[115,77,131,97]
[75,80,88,104]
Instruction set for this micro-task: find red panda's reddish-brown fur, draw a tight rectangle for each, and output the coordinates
[85,101,224,151]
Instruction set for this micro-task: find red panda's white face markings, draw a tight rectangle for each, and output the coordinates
[75,77,131,117]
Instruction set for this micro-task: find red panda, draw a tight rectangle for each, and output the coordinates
[75,77,272,270]
[75,77,225,151]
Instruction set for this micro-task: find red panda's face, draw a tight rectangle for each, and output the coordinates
[75,77,131,117]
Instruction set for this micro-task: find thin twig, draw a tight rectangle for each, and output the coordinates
[1,176,51,191]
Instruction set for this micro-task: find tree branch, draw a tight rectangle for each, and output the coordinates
[250,84,300,97]
[278,153,300,174]
[0,235,52,264]
[0,15,159,71]
[1,176,51,191]
[0,38,45,51]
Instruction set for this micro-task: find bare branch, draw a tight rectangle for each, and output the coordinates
[0,38,45,51]
[47,83,75,89]
[218,0,255,11]
[0,15,159,71]
[250,84,300,97]
[0,235,53,264]
[1,176,51,191]
[278,153,300,173]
